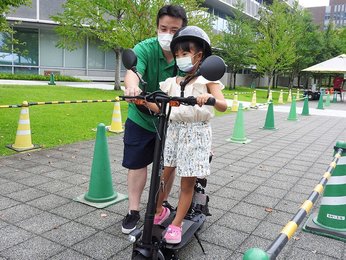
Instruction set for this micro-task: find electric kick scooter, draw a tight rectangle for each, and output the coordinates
[120,49,226,260]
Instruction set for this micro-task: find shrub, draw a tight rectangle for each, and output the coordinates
[0,73,89,82]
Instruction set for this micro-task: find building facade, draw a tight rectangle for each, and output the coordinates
[1,0,293,85]
[307,0,346,30]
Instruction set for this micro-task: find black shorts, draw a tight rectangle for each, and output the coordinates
[122,119,156,169]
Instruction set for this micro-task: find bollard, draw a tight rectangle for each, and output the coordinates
[301,96,310,116]
[262,101,276,130]
[106,98,124,133]
[287,97,298,121]
[74,123,128,208]
[227,103,251,144]
[6,101,40,152]
[48,73,56,85]
[231,93,239,112]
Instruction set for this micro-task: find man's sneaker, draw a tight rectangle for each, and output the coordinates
[162,200,175,211]
[154,206,170,225]
[163,224,182,244]
[122,210,140,234]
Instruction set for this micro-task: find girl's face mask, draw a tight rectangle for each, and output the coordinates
[176,53,199,72]
[158,33,173,51]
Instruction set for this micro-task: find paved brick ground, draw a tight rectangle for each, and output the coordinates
[0,100,345,260]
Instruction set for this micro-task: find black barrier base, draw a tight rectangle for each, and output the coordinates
[303,213,346,242]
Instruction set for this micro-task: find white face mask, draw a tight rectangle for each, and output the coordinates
[176,55,197,72]
[158,33,173,51]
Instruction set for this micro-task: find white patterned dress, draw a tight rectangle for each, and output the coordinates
[160,76,224,177]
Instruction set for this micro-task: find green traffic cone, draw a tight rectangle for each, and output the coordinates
[317,92,324,109]
[325,93,331,106]
[227,103,251,144]
[301,96,310,116]
[262,101,276,130]
[303,141,346,241]
[48,73,56,85]
[287,96,298,121]
[74,123,127,208]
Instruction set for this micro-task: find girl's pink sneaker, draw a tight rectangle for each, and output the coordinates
[154,206,170,225]
[164,224,182,244]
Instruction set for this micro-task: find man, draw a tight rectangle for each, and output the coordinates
[121,5,188,234]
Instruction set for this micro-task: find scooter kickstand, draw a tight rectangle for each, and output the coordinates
[194,233,206,255]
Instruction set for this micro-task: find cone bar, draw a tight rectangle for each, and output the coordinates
[243,143,345,259]
[106,98,124,133]
[227,103,251,144]
[75,123,128,208]
[6,101,40,152]
[303,141,346,241]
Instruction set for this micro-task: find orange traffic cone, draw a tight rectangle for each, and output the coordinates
[106,98,124,133]
[6,101,40,152]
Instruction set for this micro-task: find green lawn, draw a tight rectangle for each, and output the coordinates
[0,85,126,156]
[0,84,296,156]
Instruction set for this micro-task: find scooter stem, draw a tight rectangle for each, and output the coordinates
[140,101,168,246]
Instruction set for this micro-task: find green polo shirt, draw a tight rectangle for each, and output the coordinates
[127,37,176,132]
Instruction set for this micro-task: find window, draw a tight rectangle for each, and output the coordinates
[65,44,86,68]
[88,39,105,69]
[40,29,63,67]
[13,28,39,66]
[0,32,13,65]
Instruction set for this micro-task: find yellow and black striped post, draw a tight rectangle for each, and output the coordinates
[243,144,344,260]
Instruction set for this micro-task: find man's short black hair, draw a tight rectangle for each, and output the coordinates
[156,5,188,27]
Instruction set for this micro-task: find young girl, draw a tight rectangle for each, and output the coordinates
[153,25,227,244]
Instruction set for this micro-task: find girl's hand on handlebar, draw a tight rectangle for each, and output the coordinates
[197,93,214,107]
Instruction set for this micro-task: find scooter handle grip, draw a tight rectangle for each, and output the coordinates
[205,97,216,106]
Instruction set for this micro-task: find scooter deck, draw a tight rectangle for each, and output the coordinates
[152,213,206,250]
[165,213,206,250]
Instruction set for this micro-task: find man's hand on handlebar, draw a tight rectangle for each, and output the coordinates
[124,86,142,102]
[197,93,214,107]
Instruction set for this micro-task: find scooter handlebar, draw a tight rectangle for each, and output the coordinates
[120,92,216,107]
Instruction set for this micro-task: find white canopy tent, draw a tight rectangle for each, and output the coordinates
[302,54,346,73]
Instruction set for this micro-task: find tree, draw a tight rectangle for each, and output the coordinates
[0,0,30,60]
[337,27,346,54]
[52,0,215,90]
[286,2,322,88]
[253,0,297,94]
[219,0,256,89]
[0,0,29,32]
